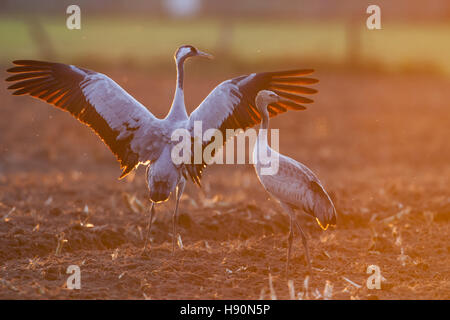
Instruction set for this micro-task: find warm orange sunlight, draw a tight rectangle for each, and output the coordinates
[0,0,448,308]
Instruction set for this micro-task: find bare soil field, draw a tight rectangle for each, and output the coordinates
[0,68,449,299]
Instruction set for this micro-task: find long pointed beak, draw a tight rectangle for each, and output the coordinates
[278,98,291,104]
[196,50,214,59]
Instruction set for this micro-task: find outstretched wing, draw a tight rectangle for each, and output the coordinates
[6,60,165,178]
[186,69,318,183]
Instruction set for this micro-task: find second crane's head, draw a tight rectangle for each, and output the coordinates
[174,45,213,64]
[256,90,288,117]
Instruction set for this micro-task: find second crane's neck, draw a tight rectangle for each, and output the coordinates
[256,97,270,144]
[253,99,271,165]
[167,58,188,121]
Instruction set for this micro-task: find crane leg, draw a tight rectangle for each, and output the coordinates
[142,201,155,253]
[280,202,296,278]
[295,219,312,274]
[286,212,295,278]
[172,178,186,255]
[281,203,312,275]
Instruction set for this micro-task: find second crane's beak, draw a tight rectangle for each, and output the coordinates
[276,95,291,104]
[279,98,291,104]
[196,50,214,59]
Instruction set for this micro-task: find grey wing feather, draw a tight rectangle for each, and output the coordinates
[187,69,317,183]
[6,60,165,178]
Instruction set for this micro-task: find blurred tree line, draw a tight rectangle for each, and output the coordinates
[1,0,449,70]
[1,0,450,21]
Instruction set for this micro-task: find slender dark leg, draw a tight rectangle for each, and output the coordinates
[295,220,312,274]
[142,201,155,253]
[280,202,295,278]
[172,178,186,254]
[286,212,295,278]
[281,203,313,276]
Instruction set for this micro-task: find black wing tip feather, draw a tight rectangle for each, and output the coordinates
[270,83,318,95]
[276,68,315,74]
[272,77,319,85]
[268,68,315,78]
[265,68,318,110]
[268,69,319,86]
[6,60,57,94]
[12,60,53,66]
[7,59,140,180]
[7,60,54,74]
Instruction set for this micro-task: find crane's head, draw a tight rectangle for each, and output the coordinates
[255,90,288,115]
[174,45,213,63]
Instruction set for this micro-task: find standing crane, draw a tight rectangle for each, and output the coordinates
[6,45,318,253]
[253,90,337,274]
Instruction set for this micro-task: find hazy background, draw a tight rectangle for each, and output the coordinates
[0,0,449,300]
[1,0,450,75]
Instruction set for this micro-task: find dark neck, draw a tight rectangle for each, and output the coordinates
[260,114,269,130]
[255,97,269,145]
[176,57,185,90]
[166,57,188,121]
[255,96,269,131]
[259,111,269,145]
